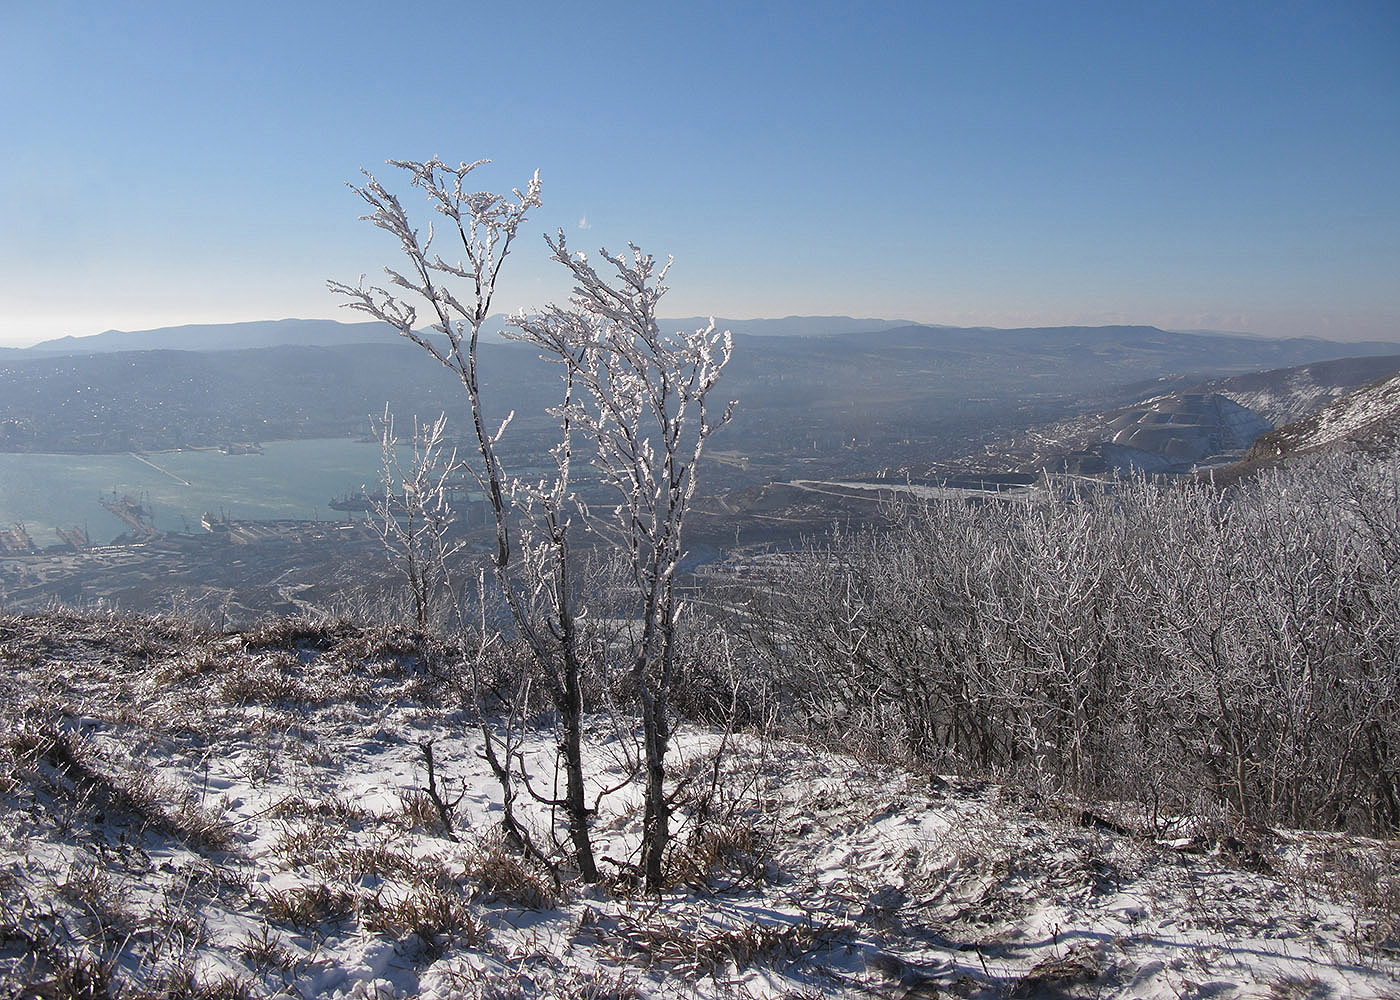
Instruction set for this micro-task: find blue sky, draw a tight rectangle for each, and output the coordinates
[2,0,1397,346]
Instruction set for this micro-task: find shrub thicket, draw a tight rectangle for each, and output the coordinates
[759,451,1400,835]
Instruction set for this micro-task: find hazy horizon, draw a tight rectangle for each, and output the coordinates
[11,314,1395,355]
[3,1,1397,348]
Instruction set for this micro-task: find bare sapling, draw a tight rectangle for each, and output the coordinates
[331,158,735,888]
[329,158,613,876]
[369,405,464,629]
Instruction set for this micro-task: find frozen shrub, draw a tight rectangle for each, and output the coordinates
[763,448,1400,835]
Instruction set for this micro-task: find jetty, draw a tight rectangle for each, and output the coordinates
[129,452,192,487]
[56,526,90,551]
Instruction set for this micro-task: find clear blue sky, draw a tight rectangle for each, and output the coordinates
[2,0,1397,347]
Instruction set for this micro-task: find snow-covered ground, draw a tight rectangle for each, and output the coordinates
[1,613,1396,998]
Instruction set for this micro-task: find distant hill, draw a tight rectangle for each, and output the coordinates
[12,316,1400,362]
[975,388,1274,476]
[665,316,919,338]
[13,316,921,356]
[5,322,1400,488]
[966,351,1400,476]
[23,318,404,354]
[827,324,1400,373]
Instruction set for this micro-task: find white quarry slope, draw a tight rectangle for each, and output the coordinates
[977,390,1276,475]
[1100,392,1271,472]
[1249,369,1400,460]
[1,613,1397,998]
[1201,355,1400,428]
[969,356,1400,476]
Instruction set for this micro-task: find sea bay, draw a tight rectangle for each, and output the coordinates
[0,439,392,546]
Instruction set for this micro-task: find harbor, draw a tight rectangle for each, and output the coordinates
[0,438,392,547]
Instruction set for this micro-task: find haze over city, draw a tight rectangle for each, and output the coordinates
[2,0,1397,347]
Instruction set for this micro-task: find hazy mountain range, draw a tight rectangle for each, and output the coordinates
[3,318,1399,489]
[6,316,1400,359]
[2,316,923,357]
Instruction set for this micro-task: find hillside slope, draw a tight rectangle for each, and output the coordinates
[1202,354,1400,427]
[966,354,1400,476]
[1244,369,1400,463]
[2,612,1396,998]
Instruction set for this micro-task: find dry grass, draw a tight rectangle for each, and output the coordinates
[218,654,319,707]
[460,829,560,909]
[666,820,773,890]
[3,722,233,852]
[604,911,849,978]
[236,923,303,974]
[254,882,358,930]
[360,879,487,959]
[0,871,251,1000]
[322,839,440,887]
[4,609,1399,998]
[1006,942,1105,998]
[1267,972,1335,1000]
[397,786,451,835]
[269,790,372,825]
[1278,832,1400,958]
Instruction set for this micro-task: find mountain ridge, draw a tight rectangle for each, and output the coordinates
[9,316,1400,359]
[6,316,922,356]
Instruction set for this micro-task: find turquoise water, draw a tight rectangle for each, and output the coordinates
[0,439,394,545]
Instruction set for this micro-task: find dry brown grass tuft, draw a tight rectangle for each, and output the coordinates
[218,654,318,706]
[1006,942,1105,998]
[237,923,303,974]
[268,818,339,871]
[238,614,357,651]
[23,945,118,1000]
[321,839,438,886]
[1267,972,1334,1000]
[552,968,642,1000]
[149,644,239,686]
[269,791,372,826]
[604,911,849,978]
[360,880,486,958]
[396,787,450,835]
[460,830,559,910]
[255,882,358,930]
[55,859,135,937]
[666,820,773,890]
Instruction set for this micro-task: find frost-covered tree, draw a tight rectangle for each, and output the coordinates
[510,231,734,887]
[331,158,734,888]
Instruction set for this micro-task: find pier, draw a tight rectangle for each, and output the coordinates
[129,452,193,487]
